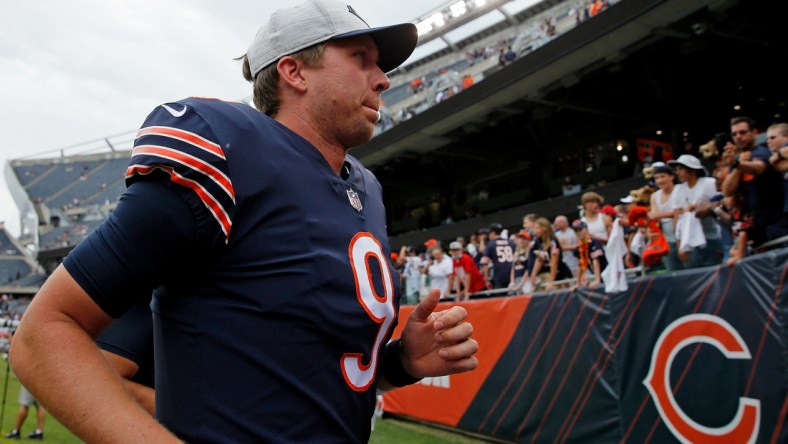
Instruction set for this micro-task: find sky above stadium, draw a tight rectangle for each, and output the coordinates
[0,0,452,236]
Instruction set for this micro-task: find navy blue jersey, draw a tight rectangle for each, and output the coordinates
[738,145,787,244]
[481,238,515,288]
[63,98,401,443]
[96,301,154,388]
[574,237,608,272]
[532,237,573,281]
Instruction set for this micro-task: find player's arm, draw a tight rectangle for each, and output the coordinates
[11,180,209,442]
[97,301,156,416]
[10,266,176,443]
[101,349,155,415]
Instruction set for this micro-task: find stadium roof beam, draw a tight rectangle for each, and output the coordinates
[440,35,461,52]
[497,6,521,26]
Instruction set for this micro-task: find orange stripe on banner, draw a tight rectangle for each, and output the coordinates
[621,377,656,443]
[555,278,646,442]
[643,267,731,444]
[383,296,531,427]
[771,391,788,444]
[529,292,609,443]
[492,295,573,436]
[746,259,788,396]
[765,261,788,444]
[557,277,655,444]
[515,290,596,439]
[477,295,560,433]
[691,265,723,313]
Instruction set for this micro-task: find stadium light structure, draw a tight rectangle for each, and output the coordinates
[413,0,513,46]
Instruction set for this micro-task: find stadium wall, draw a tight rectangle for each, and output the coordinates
[384,247,788,443]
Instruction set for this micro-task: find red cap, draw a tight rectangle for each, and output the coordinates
[600,205,617,217]
[424,239,438,247]
[516,230,531,239]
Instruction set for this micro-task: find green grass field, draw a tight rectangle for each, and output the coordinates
[0,362,78,442]
[0,363,492,443]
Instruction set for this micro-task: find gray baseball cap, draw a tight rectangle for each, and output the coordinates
[247,0,418,77]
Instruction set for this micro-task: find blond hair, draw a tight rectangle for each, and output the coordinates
[238,44,326,117]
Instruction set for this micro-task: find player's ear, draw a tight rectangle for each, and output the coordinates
[277,56,307,93]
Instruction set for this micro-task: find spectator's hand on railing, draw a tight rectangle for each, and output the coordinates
[543,282,554,292]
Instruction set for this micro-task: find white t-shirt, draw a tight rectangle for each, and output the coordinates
[428,255,454,297]
[403,256,423,295]
[653,188,678,242]
[554,228,579,273]
[673,177,720,239]
[582,213,608,242]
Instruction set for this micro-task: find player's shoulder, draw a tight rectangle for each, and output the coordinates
[179,97,267,123]
[145,97,268,129]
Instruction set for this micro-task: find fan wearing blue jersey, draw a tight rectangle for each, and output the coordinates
[9,1,479,443]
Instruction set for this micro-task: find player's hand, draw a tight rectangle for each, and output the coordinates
[399,289,478,379]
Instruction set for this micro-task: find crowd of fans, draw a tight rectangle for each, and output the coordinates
[377,0,615,134]
[392,116,788,304]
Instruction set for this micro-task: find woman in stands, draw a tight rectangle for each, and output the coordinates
[528,218,573,292]
[580,192,612,244]
[647,163,682,270]
[507,230,532,295]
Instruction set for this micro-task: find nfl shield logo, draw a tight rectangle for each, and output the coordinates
[347,188,363,212]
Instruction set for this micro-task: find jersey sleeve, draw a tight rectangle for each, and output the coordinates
[126,101,235,244]
[63,180,204,318]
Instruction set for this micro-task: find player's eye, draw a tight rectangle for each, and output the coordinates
[354,51,368,65]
